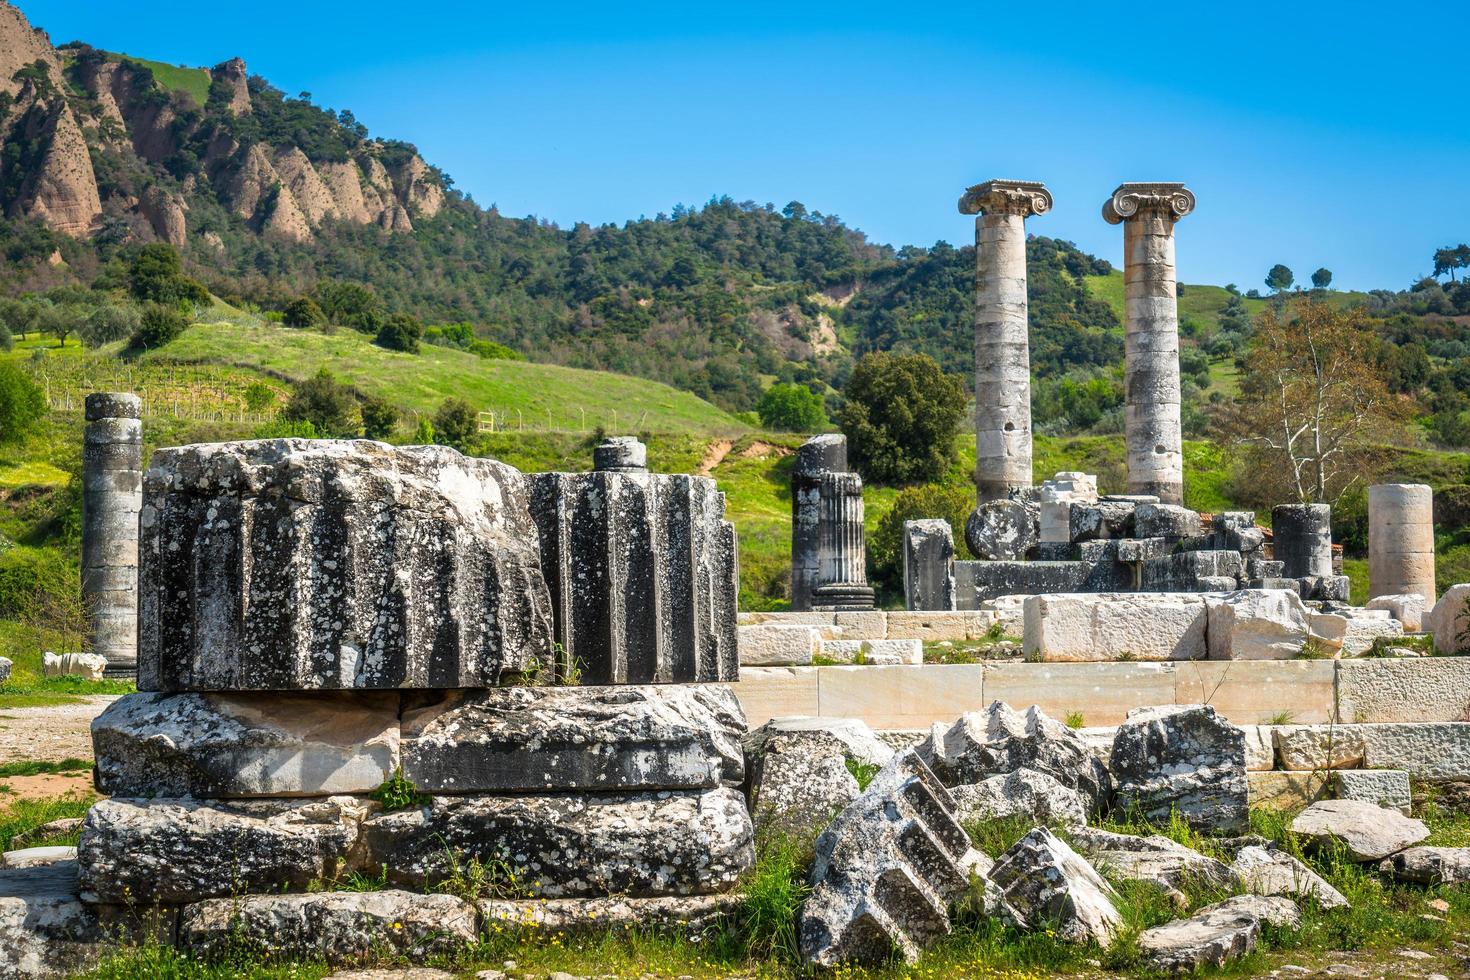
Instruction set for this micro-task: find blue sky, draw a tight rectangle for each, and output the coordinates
[20,1,1468,291]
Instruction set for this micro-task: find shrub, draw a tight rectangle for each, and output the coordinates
[79,304,140,347]
[282,296,325,329]
[359,394,397,440]
[130,304,187,350]
[0,363,45,443]
[127,243,209,306]
[837,352,967,485]
[375,313,422,353]
[432,397,478,451]
[757,382,827,432]
[867,483,974,597]
[281,368,360,437]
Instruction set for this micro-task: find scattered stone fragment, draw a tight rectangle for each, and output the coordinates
[364,787,753,897]
[1231,845,1348,910]
[744,716,894,768]
[325,971,454,980]
[1138,895,1300,973]
[400,684,745,794]
[949,767,1088,829]
[989,828,1122,947]
[92,691,400,798]
[180,890,477,964]
[1379,846,1470,885]
[1290,799,1429,861]
[139,440,554,691]
[78,796,370,904]
[1110,704,1248,832]
[0,846,76,870]
[920,701,1111,812]
[1069,829,1236,903]
[0,656,10,685]
[749,731,860,837]
[479,894,739,936]
[1204,589,1311,660]
[7,819,83,850]
[42,652,107,682]
[798,751,989,966]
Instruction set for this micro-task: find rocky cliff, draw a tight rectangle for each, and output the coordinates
[0,0,446,245]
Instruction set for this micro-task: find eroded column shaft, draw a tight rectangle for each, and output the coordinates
[1368,483,1436,601]
[975,210,1032,502]
[83,392,143,677]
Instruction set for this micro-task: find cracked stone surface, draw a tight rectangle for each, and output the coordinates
[1110,704,1248,832]
[989,828,1122,947]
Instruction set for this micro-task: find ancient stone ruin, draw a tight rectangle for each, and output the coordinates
[789,433,874,612]
[81,392,143,678]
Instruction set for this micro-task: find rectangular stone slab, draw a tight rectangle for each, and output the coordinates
[399,684,745,793]
[91,691,399,798]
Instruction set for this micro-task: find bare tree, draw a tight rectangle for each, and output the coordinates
[1224,300,1412,504]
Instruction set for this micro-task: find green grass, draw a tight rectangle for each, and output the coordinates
[0,794,94,851]
[0,621,135,706]
[137,318,748,436]
[0,758,90,778]
[117,55,213,106]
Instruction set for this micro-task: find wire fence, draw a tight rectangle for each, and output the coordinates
[24,358,287,425]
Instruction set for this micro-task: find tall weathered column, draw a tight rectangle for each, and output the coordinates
[959,180,1052,503]
[1369,483,1436,602]
[1103,183,1195,505]
[810,470,875,611]
[82,392,143,678]
[790,434,847,611]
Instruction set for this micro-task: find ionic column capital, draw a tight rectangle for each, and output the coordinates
[959,179,1052,219]
[1102,182,1195,225]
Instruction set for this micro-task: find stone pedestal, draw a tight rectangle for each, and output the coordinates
[959,180,1052,503]
[1369,484,1435,602]
[1103,184,1195,505]
[791,435,847,611]
[1273,504,1333,579]
[83,393,143,678]
[904,520,956,611]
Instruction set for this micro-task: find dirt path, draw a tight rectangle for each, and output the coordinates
[0,696,116,765]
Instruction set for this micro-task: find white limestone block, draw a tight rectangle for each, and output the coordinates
[1204,590,1310,660]
[1023,593,1208,662]
[737,624,820,667]
[1366,594,1426,633]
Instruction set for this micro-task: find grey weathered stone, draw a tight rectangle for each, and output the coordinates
[1069,500,1136,542]
[529,468,739,683]
[744,716,894,768]
[0,656,9,685]
[83,392,143,678]
[140,440,554,691]
[1136,503,1202,539]
[1428,583,1470,654]
[1204,589,1310,660]
[949,767,1087,829]
[479,894,739,936]
[1070,829,1236,902]
[1280,722,1470,780]
[1139,895,1299,973]
[990,828,1122,946]
[1110,704,1247,832]
[1231,845,1347,910]
[920,701,1111,812]
[1332,770,1411,814]
[749,731,861,837]
[363,787,752,897]
[966,499,1037,561]
[592,435,647,473]
[1273,504,1334,579]
[91,691,399,798]
[791,435,847,611]
[1378,846,1470,885]
[955,558,1133,605]
[904,519,955,611]
[78,796,371,903]
[960,180,1050,502]
[400,684,744,794]
[798,750,988,965]
[1,861,174,979]
[1365,593,1426,633]
[0,847,76,870]
[1289,799,1428,860]
[807,469,876,611]
[180,890,477,964]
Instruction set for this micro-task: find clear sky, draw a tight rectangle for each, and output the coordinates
[18,1,1469,291]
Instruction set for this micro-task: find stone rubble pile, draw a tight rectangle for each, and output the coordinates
[2,437,752,977]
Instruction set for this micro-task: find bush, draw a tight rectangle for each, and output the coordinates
[375,313,422,353]
[130,304,188,350]
[0,546,74,621]
[0,363,45,443]
[281,368,360,437]
[79,304,139,347]
[127,243,209,306]
[837,352,967,485]
[282,296,325,329]
[359,394,398,440]
[432,397,478,451]
[757,382,827,432]
[868,483,975,598]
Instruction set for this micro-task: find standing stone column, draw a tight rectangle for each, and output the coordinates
[1103,183,1195,505]
[791,434,847,611]
[1273,504,1334,578]
[959,180,1052,503]
[1369,484,1436,602]
[810,470,875,611]
[82,393,143,678]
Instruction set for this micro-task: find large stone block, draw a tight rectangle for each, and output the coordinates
[180,891,478,964]
[984,661,1177,727]
[1337,657,1470,723]
[1110,704,1247,832]
[479,894,739,936]
[1023,592,1207,662]
[956,558,1132,605]
[529,470,738,684]
[1290,799,1428,860]
[91,691,399,798]
[139,440,553,691]
[78,797,371,904]
[738,624,820,666]
[399,684,745,793]
[748,730,861,837]
[1176,660,1336,725]
[817,664,986,730]
[1365,593,1426,633]
[363,787,752,897]
[991,828,1121,946]
[1358,722,1470,780]
[1428,584,1470,653]
[1204,590,1310,660]
[885,610,998,641]
[966,499,1036,561]
[904,519,957,612]
[732,667,819,727]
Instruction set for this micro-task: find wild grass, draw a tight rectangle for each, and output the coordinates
[0,757,90,778]
[0,793,94,850]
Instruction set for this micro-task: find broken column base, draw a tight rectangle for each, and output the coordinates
[811,583,876,611]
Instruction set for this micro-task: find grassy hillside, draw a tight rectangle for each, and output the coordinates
[118,56,212,105]
[132,314,749,436]
[1085,271,1373,334]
